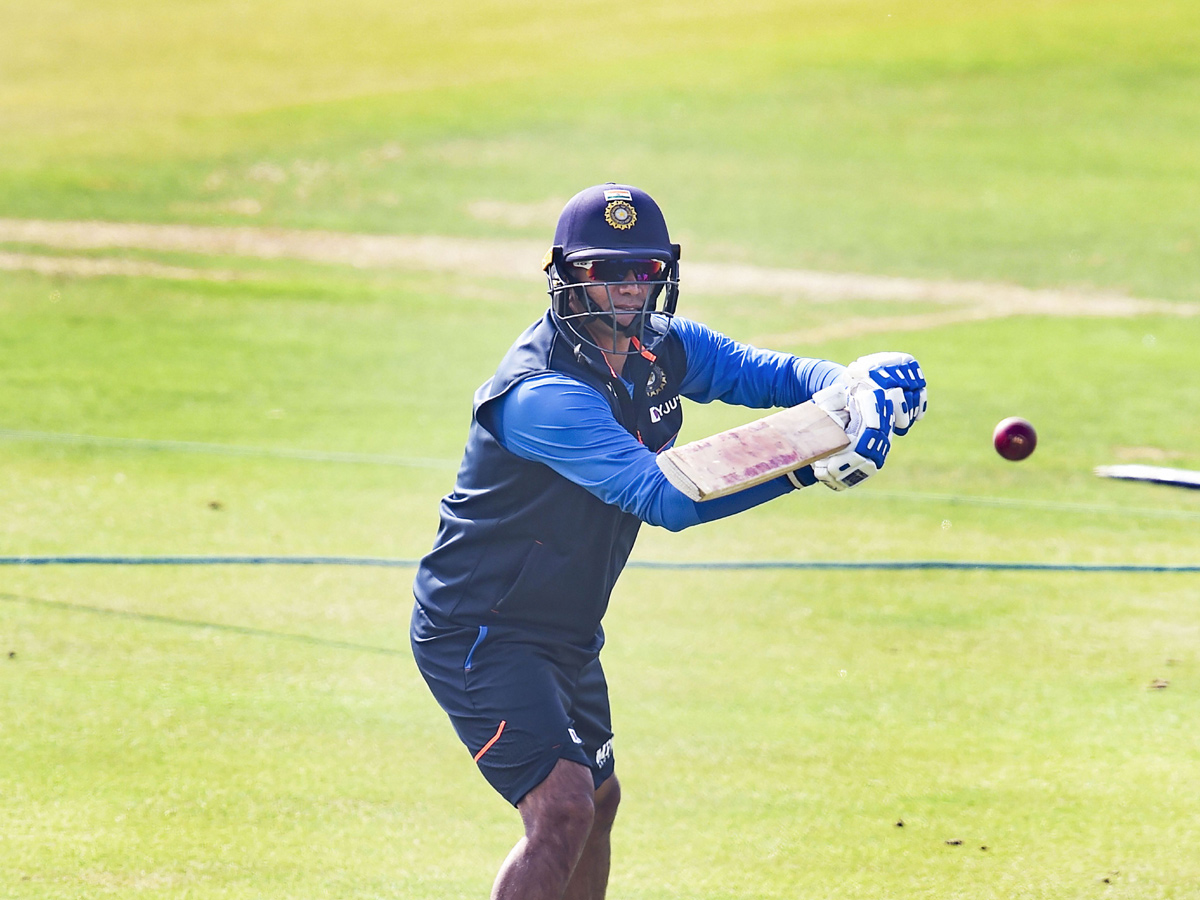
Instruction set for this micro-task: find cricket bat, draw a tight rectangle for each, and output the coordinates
[656,400,850,501]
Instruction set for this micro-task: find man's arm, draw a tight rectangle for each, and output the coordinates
[672,317,845,408]
[487,373,799,532]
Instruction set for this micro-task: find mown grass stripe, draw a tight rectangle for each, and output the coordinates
[0,591,407,656]
[3,429,1198,520]
[0,428,456,468]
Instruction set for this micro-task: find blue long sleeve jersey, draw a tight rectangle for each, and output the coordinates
[486,317,844,533]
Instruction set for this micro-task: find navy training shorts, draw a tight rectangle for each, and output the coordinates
[410,602,616,807]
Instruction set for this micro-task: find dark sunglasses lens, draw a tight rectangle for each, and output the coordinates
[587,259,665,282]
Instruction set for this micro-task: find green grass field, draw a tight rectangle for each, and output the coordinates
[2,1,1198,897]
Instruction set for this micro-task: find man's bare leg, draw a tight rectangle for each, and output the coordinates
[563,775,620,900]
[491,759,597,900]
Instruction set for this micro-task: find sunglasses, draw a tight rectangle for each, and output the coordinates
[572,259,666,283]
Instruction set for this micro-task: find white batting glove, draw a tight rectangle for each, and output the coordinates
[810,380,894,491]
[846,352,927,436]
[785,384,850,490]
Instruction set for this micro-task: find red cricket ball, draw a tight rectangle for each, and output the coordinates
[993,417,1037,461]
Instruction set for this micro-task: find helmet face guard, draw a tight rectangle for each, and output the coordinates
[546,247,680,356]
[542,184,681,356]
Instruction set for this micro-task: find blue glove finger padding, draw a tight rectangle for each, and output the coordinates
[848,352,927,436]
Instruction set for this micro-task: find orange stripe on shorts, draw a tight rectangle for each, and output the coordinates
[474,720,506,762]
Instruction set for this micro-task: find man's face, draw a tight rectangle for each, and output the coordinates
[568,259,661,330]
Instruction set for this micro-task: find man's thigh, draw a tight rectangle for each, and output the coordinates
[410,609,615,806]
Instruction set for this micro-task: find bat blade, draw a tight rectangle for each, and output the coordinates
[656,400,850,501]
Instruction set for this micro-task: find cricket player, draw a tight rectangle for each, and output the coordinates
[411,183,926,899]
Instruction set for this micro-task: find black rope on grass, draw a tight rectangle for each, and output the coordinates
[1,556,1197,572]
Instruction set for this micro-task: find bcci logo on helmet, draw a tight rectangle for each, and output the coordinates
[604,200,636,230]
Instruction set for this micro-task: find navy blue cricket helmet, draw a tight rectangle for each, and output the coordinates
[542,183,681,354]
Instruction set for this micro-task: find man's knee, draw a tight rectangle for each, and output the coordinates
[520,760,597,847]
[539,786,596,840]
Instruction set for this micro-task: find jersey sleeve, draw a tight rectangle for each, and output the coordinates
[672,317,846,408]
[488,373,796,532]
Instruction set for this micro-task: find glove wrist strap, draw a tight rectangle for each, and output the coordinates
[787,466,817,490]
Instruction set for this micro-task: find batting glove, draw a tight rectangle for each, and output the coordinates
[787,383,850,490]
[810,381,894,491]
[846,351,927,436]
